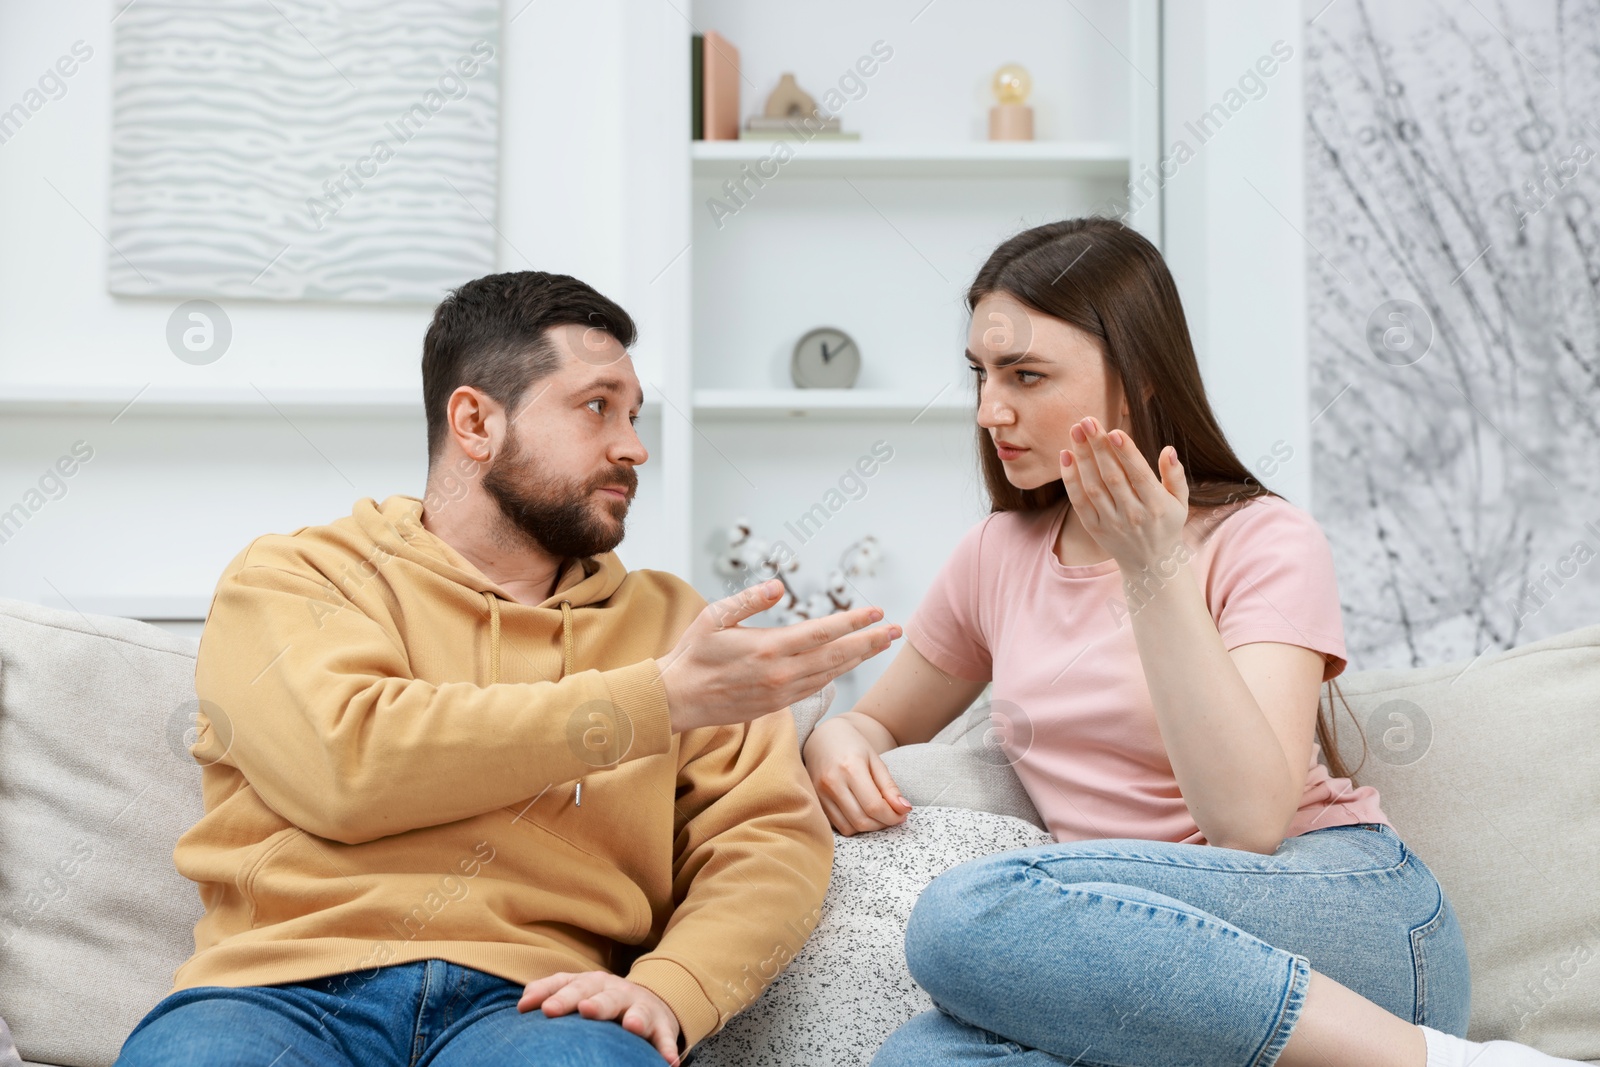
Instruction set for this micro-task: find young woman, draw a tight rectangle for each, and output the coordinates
[803,218,1583,1067]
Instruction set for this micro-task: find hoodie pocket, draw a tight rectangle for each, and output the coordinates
[239,826,310,929]
[499,801,654,943]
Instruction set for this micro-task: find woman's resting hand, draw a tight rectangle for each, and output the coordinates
[804,713,913,835]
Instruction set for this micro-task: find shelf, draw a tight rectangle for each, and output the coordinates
[0,384,424,418]
[0,385,662,420]
[692,387,972,420]
[690,140,1129,179]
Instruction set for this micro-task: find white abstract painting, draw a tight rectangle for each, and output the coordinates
[109,0,501,303]
[1305,0,1600,670]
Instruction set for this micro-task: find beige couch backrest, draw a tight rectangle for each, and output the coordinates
[0,598,204,1067]
[1325,624,1600,1060]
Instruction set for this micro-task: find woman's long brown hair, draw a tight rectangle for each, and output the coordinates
[966,216,1366,783]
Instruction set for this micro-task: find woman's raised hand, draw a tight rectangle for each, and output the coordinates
[803,714,913,835]
[1058,415,1190,572]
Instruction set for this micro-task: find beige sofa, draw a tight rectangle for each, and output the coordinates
[1,596,1596,1067]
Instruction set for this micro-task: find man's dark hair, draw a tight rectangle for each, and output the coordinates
[421,271,637,468]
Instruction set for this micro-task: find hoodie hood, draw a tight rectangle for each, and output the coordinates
[354,494,628,612]
[351,494,630,685]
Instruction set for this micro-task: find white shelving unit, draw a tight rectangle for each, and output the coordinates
[640,0,1163,712]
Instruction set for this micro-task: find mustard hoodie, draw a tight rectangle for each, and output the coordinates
[173,495,833,1051]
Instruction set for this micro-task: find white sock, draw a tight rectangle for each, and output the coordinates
[1419,1024,1590,1066]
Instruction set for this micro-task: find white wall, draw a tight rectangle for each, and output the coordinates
[1162,0,1311,507]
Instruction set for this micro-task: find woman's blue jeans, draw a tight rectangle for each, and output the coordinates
[113,958,664,1067]
[873,823,1471,1067]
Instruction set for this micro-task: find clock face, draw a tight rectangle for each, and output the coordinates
[791,327,861,388]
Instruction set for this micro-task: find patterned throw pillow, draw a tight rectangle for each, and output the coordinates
[691,806,1052,1067]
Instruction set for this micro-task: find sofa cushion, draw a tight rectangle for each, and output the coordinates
[691,806,1052,1066]
[1325,623,1600,1062]
[881,698,1046,830]
[0,598,205,1067]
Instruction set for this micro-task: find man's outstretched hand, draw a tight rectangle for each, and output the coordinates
[518,970,682,1064]
[655,579,902,734]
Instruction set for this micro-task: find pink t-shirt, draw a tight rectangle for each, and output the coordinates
[906,493,1390,846]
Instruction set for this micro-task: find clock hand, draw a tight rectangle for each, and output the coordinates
[820,342,833,363]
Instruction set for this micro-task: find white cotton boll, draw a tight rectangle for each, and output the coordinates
[839,535,882,578]
[802,592,833,620]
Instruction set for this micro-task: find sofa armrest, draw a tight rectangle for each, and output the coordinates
[881,739,1045,830]
[787,681,836,750]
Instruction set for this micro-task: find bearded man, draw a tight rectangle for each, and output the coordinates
[114,272,900,1067]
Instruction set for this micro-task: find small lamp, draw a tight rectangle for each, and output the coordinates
[988,62,1034,141]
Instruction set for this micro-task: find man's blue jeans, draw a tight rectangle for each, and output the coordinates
[872,823,1471,1066]
[114,958,665,1066]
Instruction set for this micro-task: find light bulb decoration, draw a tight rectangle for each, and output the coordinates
[992,63,1032,106]
[988,62,1035,141]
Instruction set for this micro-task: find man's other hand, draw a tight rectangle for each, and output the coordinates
[518,970,682,1064]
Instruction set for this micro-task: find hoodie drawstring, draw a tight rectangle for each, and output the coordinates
[559,600,574,676]
[481,592,573,680]
[484,591,501,685]
[560,600,578,805]
[484,591,581,805]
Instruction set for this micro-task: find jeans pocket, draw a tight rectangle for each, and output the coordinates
[1409,881,1472,1034]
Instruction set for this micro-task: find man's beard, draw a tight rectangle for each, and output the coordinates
[481,426,637,559]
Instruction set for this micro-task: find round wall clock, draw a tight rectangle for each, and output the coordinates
[790,326,861,389]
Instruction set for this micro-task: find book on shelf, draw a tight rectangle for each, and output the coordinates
[690,35,703,140]
[701,30,740,141]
